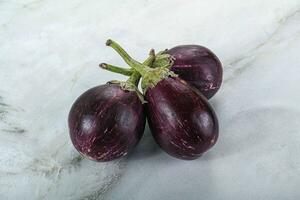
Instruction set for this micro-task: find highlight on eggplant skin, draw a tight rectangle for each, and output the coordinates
[145,77,219,160]
[68,83,145,162]
[167,45,222,99]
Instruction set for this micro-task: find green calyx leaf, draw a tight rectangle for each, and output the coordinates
[151,52,174,69]
[108,80,146,104]
[141,67,177,92]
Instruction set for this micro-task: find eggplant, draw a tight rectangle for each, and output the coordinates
[159,45,222,99]
[146,77,218,159]
[106,39,219,160]
[68,83,145,162]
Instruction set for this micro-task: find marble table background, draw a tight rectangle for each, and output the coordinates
[1,0,300,199]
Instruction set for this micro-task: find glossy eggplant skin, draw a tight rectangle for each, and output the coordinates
[68,83,145,162]
[167,45,222,99]
[145,77,218,160]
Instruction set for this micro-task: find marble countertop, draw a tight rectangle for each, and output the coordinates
[1,0,300,199]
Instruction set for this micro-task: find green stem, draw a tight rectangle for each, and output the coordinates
[100,63,132,76]
[106,39,151,76]
[126,49,155,86]
[126,71,140,86]
[99,48,155,77]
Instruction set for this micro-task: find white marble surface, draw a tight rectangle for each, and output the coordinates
[1,0,300,199]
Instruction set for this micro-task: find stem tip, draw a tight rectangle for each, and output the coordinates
[99,63,107,69]
[149,49,155,56]
[106,39,112,46]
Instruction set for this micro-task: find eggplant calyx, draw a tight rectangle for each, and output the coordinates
[141,67,177,92]
[105,39,176,92]
[107,80,146,104]
[151,52,175,69]
[121,81,146,104]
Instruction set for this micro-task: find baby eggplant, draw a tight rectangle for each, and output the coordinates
[68,48,155,162]
[157,45,223,99]
[106,39,219,160]
[68,83,145,161]
[145,77,218,159]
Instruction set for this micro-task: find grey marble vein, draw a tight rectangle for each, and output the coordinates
[224,7,300,84]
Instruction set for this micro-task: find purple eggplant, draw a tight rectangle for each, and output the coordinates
[146,77,218,159]
[163,45,222,99]
[106,39,219,160]
[68,83,145,161]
